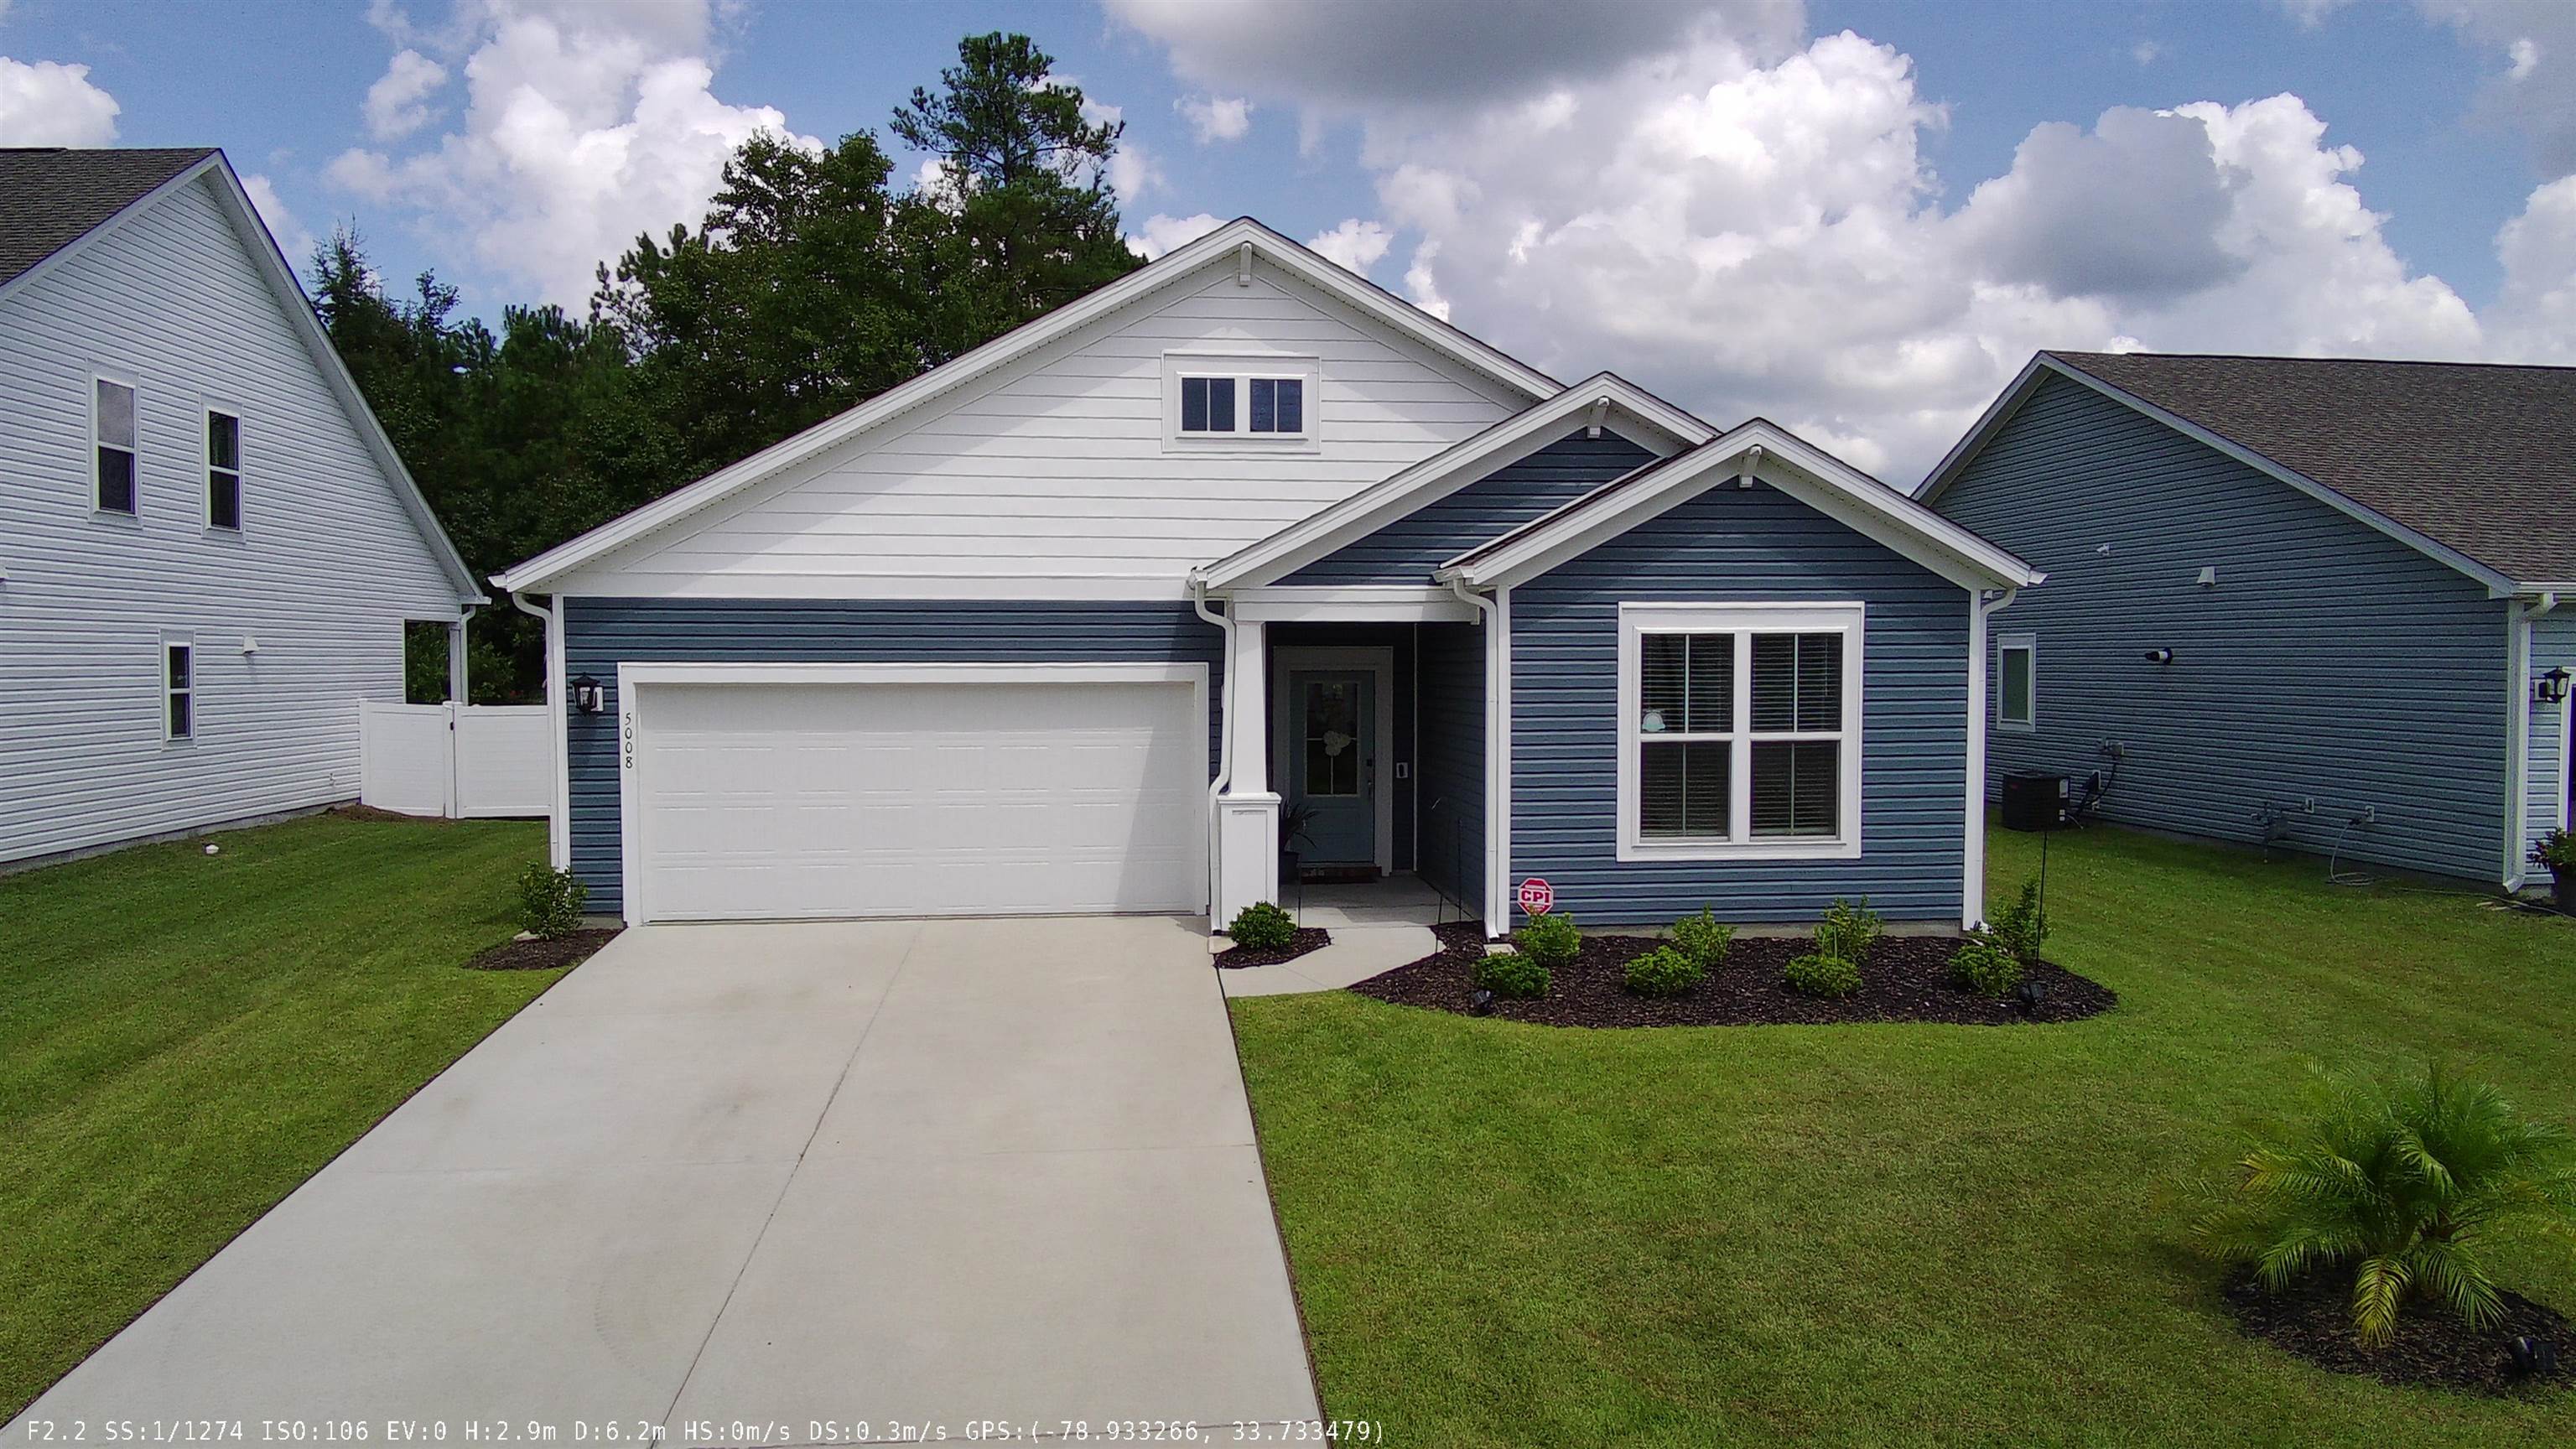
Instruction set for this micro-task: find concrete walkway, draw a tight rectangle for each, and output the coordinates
[8,918,1320,1443]
[1218,924,1436,996]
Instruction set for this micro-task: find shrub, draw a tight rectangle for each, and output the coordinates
[1623,944,1704,998]
[1512,911,1582,969]
[1474,948,1552,1000]
[1227,901,1299,950]
[2533,827,2576,875]
[517,863,586,940]
[1815,897,1883,966]
[1669,908,1734,972]
[1784,951,1860,998]
[1950,935,2023,997]
[1991,878,2049,965]
[2194,1062,2576,1347]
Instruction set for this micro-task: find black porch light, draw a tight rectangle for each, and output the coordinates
[571,673,605,714]
[2537,667,2572,706]
[2143,648,2174,665]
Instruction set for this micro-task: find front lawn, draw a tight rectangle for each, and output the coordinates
[1232,825,2576,1446]
[0,814,558,1419]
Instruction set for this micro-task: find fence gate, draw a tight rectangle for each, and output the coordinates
[359,702,549,818]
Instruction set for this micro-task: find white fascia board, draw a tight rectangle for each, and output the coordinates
[496,217,1561,595]
[1231,585,1481,623]
[1441,421,2044,593]
[1923,356,2524,597]
[1196,373,1716,591]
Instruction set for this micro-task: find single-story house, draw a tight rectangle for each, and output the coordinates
[0,147,483,868]
[494,219,2039,935]
[1919,351,2576,891]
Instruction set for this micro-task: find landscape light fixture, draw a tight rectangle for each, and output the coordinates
[2012,979,2049,1016]
[2537,667,2572,706]
[2511,1335,2558,1378]
[572,673,605,714]
[1468,988,1496,1016]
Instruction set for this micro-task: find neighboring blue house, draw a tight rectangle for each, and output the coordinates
[1921,351,2576,891]
[495,220,2037,934]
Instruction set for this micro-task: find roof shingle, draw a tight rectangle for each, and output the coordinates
[2048,351,2576,587]
[0,147,218,289]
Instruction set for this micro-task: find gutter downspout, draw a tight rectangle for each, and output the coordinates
[449,604,477,704]
[511,589,570,870]
[2506,592,2558,892]
[1192,576,1235,919]
[1449,574,1502,933]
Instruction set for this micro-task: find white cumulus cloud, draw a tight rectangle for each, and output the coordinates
[0,57,121,146]
[364,48,449,140]
[327,0,816,308]
[1306,218,1392,274]
[1127,211,1225,261]
[241,173,318,271]
[1176,93,1252,143]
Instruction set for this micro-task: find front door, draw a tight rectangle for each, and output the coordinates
[1288,669,1374,867]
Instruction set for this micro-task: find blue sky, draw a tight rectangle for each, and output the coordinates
[4,1,2571,481]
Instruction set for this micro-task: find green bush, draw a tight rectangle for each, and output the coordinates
[1668,908,1734,972]
[2194,1062,2576,1347]
[1784,951,1860,998]
[1815,897,1883,966]
[1950,935,2023,997]
[1623,945,1703,998]
[1990,878,2049,965]
[1512,911,1582,969]
[517,863,586,940]
[1474,948,1552,1000]
[1227,901,1299,950]
[2532,827,2576,875]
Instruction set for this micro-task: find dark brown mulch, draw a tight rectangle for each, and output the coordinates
[1216,927,1332,969]
[2222,1265,2573,1395]
[465,927,621,971]
[1346,920,2116,1028]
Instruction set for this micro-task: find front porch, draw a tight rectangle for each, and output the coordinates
[1212,595,1491,928]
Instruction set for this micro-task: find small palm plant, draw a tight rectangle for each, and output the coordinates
[2194,1062,2576,1347]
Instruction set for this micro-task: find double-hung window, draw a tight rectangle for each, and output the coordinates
[1618,603,1863,860]
[1997,633,2036,731]
[96,377,138,514]
[164,636,195,741]
[206,409,242,530]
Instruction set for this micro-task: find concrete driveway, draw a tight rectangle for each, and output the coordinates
[9,917,1321,1442]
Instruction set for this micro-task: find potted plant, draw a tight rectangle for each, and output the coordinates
[2532,827,2576,912]
[1279,800,1318,888]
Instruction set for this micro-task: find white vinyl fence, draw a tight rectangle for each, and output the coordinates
[359,701,550,818]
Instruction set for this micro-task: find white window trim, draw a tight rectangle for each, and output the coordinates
[204,404,243,532]
[161,632,195,744]
[1161,351,1320,454]
[1997,631,2037,733]
[91,371,139,518]
[1615,601,1865,862]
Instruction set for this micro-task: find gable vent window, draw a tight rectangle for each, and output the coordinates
[1620,604,1864,860]
[164,638,195,741]
[206,410,242,530]
[1166,356,1318,447]
[96,377,138,514]
[1997,633,2036,732]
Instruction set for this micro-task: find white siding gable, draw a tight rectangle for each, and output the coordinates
[555,259,1525,599]
[0,173,466,864]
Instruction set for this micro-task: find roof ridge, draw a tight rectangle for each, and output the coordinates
[2049,349,2576,374]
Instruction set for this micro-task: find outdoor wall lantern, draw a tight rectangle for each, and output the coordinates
[2537,667,2572,706]
[2143,648,2174,665]
[572,673,605,714]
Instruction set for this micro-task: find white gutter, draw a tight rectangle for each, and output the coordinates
[1192,578,1237,918]
[511,590,571,870]
[1449,576,1507,934]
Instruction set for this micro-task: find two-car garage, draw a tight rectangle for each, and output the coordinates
[615,662,1210,924]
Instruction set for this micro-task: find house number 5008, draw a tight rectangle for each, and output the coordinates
[621,713,637,770]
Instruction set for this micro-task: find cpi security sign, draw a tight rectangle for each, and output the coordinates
[1517,877,1555,916]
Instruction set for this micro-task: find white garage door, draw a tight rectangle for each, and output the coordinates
[626,667,1208,922]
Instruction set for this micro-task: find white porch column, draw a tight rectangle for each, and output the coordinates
[1215,618,1280,922]
[447,607,475,704]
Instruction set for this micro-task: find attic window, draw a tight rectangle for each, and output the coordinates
[1165,355,1318,448]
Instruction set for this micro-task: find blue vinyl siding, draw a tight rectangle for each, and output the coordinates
[1416,619,1486,914]
[1509,482,1970,927]
[2532,612,2576,854]
[562,599,1223,914]
[1282,430,1655,584]
[1934,373,2513,883]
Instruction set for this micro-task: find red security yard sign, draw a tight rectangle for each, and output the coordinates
[1518,877,1555,916]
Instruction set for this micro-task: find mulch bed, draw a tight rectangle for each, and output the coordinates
[2223,1265,2573,1395]
[1215,927,1332,969]
[464,927,621,971]
[1346,921,2116,1028]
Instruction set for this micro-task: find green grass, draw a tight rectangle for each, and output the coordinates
[1233,825,2576,1446]
[0,814,558,1418]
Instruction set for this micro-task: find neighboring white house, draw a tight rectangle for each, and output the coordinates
[0,148,482,867]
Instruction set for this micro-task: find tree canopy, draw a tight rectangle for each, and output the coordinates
[319,32,1145,701]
